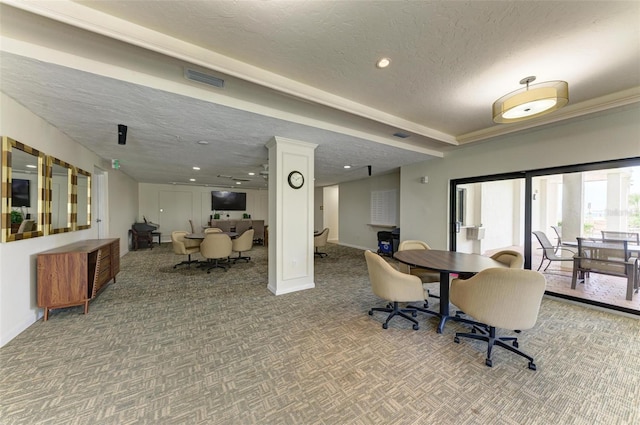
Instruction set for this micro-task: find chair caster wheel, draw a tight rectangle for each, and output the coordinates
[515,330,521,333]
[382,323,388,329]
[368,310,373,316]
[471,328,477,334]
[528,362,537,371]
[454,337,460,344]
[485,359,493,367]
[411,311,417,317]
[513,341,519,348]
[412,324,419,330]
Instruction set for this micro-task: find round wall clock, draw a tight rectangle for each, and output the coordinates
[288,170,304,189]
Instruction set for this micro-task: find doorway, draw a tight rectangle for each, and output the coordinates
[451,158,640,315]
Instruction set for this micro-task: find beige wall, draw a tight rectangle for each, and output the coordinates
[400,105,640,250]
[338,171,400,251]
[0,93,137,347]
[138,183,268,241]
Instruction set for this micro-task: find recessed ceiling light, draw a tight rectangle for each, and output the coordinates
[189,178,196,182]
[193,166,200,170]
[344,165,352,169]
[236,181,241,185]
[26,164,37,169]
[197,140,209,145]
[376,57,391,69]
[248,172,255,176]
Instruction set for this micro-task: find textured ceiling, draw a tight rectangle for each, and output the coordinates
[1,1,639,189]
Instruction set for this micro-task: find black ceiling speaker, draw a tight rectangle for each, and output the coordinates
[118,124,127,145]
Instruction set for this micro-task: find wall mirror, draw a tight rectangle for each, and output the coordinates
[1,136,45,242]
[75,168,91,230]
[47,156,73,234]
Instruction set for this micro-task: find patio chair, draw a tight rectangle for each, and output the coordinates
[532,231,576,272]
[551,225,563,251]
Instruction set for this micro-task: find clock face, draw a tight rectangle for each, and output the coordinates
[288,170,304,189]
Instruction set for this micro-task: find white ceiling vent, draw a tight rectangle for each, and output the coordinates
[184,68,225,88]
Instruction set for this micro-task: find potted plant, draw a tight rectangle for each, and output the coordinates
[11,210,23,224]
[213,213,220,219]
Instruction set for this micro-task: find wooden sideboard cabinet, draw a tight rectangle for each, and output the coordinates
[37,238,120,321]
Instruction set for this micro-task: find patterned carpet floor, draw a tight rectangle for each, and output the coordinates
[1,243,639,424]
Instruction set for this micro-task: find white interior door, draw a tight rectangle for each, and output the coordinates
[93,167,108,238]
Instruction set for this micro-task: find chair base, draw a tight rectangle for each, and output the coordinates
[232,253,251,263]
[369,301,420,330]
[314,250,328,258]
[206,258,230,273]
[454,326,536,370]
[173,254,198,269]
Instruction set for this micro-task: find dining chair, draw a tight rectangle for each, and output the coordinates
[601,230,640,245]
[531,231,575,271]
[199,233,232,273]
[171,231,201,268]
[450,268,546,369]
[314,228,330,257]
[364,250,437,330]
[231,229,254,263]
[204,227,223,234]
[490,250,524,269]
[551,225,563,251]
[16,219,35,233]
[397,239,440,308]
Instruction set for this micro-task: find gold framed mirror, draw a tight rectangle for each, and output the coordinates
[1,136,45,242]
[74,167,91,230]
[46,156,73,234]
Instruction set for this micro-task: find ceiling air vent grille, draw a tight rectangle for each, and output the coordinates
[184,68,225,88]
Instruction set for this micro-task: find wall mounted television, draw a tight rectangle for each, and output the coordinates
[11,178,31,208]
[211,191,247,211]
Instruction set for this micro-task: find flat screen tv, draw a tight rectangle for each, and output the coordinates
[11,178,31,208]
[211,191,246,211]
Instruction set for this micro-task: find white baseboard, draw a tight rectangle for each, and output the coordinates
[0,310,41,348]
[336,242,373,252]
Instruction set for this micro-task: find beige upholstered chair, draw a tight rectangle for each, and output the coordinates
[188,219,195,233]
[397,240,440,307]
[171,231,201,268]
[314,228,330,257]
[204,227,223,234]
[397,240,440,282]
[450,268,546,369]
[364,250,436,330]
[231,229,254,263]
[200,233,232,273]
[17,219,35,233]
[490,250,524,269]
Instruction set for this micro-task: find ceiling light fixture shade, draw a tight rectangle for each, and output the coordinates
[492,77,568,123]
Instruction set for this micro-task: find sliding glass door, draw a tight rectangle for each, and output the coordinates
[451,158,640,315]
